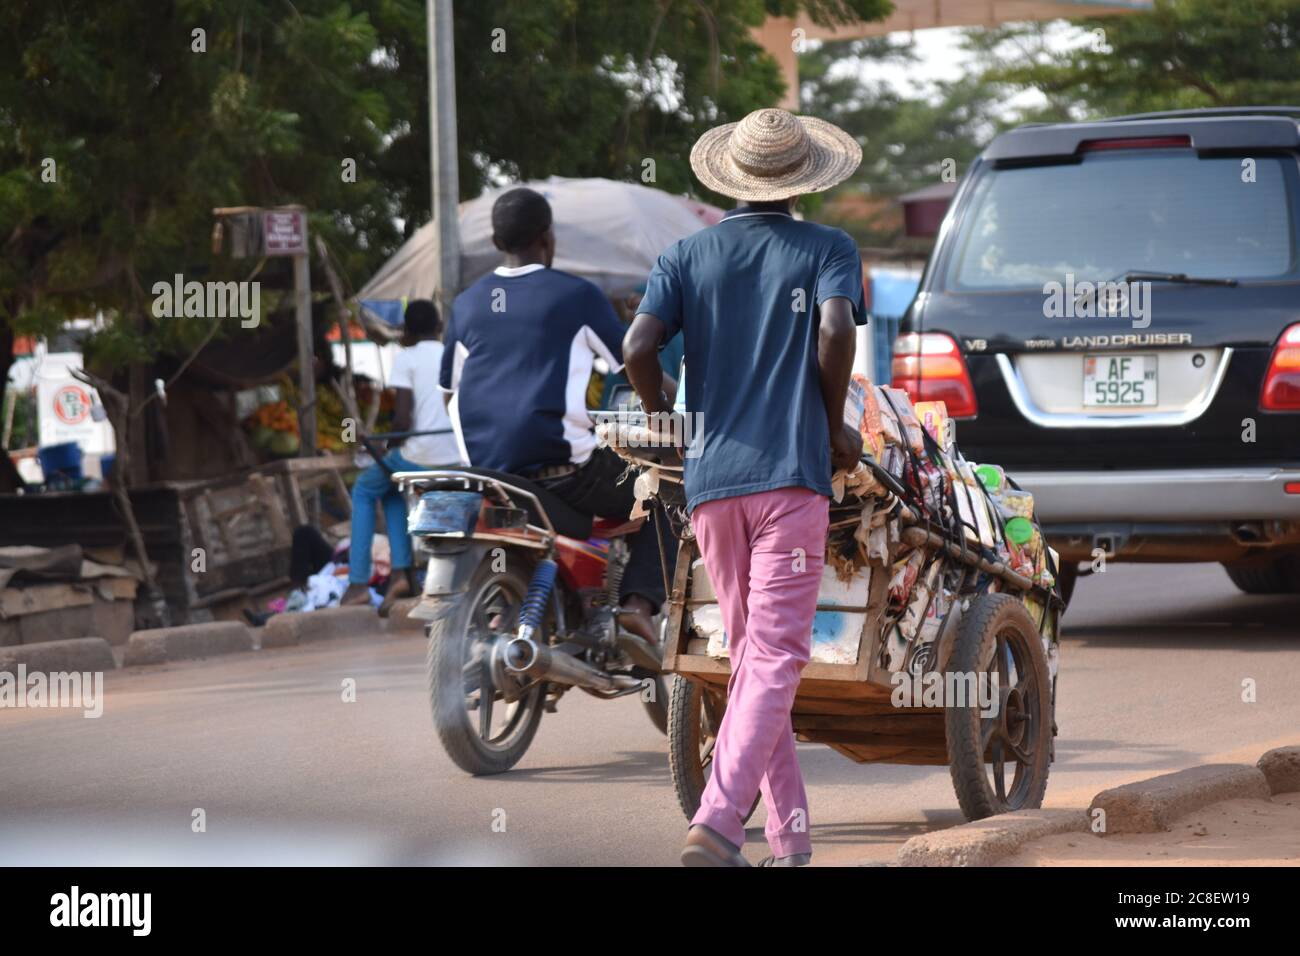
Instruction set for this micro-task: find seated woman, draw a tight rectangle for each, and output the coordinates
[341,300,461,613]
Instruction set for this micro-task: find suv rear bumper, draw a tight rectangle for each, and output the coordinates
[1014,466,1300,561]
[1015,466,1300,522]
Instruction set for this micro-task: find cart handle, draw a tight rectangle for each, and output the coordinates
[860,452,910,500]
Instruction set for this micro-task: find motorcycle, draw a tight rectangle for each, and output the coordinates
[392,464,673,775]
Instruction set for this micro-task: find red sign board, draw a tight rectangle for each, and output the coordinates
[263,210,307,256]
[52,384,92,425]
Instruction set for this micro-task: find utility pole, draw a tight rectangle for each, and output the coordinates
[428,0,460,320]
[292,250,316,459]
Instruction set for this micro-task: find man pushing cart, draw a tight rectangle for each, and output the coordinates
[620,108,1063,868]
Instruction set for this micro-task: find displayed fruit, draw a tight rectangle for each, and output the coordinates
[268,430,301,456]
[251,425,276,450]
[247,399,299,436]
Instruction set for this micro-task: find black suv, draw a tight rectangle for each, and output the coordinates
[896,107,1300,599]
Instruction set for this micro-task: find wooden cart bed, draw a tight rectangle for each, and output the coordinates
[661,536,952,765]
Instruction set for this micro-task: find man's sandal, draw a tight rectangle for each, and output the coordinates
[680,825,750,867]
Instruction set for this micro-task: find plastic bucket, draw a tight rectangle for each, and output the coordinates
[37,442,84,487]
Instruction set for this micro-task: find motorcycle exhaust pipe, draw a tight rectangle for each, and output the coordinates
[504,637,642,693]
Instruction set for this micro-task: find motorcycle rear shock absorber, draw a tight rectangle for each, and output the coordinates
[605,538,627,608]
[516,559,558,643]
[604,538,629,645]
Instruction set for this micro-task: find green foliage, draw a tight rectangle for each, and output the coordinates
[1,0,892,370]
[449,0,885,202]
[1,0,423,367]
[987,0,1300,117]
[800,0,1300,246]
[799,34,1017,245]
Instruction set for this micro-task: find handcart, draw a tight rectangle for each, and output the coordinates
[600,382,1064,823]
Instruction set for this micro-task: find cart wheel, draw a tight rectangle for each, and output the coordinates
[944,592,1052,820]
[667,675,760,825]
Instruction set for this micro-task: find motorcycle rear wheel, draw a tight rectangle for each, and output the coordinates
[426,561,545,775]
[642,675,670,735]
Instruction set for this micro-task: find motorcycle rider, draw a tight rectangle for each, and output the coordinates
[439,186,666,647]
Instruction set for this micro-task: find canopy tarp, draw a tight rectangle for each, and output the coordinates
[358,177,718,304]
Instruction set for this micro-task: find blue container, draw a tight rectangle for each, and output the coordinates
[100,454,117,487]
[37,442,84,488]
[408,491,483,537]
[871,312,902,384]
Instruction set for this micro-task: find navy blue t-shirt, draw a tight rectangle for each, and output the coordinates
[639,207,866,511]
[440,265,625,474]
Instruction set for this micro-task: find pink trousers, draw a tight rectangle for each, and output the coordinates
[689,486,829,857]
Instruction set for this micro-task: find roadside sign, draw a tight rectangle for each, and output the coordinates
[34,356,114,454]
[51,384,92,425]
[263,210,307,256]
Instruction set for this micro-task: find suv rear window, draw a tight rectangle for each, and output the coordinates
[947,150,1297,290]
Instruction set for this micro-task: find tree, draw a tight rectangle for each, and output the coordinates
[983,0,1300,117]
[796,0,1300,246]
[798,34,1026,245]
[1,0,891,611]
[0,1,424,443]
[2,0,893,385]
[442,0,891,206]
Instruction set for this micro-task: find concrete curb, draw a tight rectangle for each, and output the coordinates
[1257,746,1300,795]
[1089,763,1272,835]
[123,622,254,667]
[895,746,1300,866]
[0,637,118,674]
[896,809,1088,867]
[261,606,381,648]
[382,598,427,633]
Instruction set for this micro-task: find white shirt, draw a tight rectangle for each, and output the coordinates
[390,339,462,466]
[493,263,547,278]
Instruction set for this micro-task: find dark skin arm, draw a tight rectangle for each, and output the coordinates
[819,296,862,472]
[626,300,861,471]
[624,314,673,415]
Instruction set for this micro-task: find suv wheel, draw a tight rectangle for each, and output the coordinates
[1223,555,1300,595]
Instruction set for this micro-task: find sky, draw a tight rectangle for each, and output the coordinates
[863,26,980,95]
[833,20,1090,116]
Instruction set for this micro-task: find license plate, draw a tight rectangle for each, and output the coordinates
[1083,353,1157,407]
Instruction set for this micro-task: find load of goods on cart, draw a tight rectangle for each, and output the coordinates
[603,374,1063,691]
[820,375,1062,689]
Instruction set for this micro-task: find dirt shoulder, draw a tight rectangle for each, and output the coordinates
[999,792,1300,866]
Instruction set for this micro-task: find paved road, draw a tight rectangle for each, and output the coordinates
[2,562,1298,865]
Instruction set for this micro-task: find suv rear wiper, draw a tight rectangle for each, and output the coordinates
[1106,270,1239,288]
[1074,270,1238,307]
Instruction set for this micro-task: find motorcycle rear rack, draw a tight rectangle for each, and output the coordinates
[393,469,558,549]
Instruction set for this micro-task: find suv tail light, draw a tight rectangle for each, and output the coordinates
[891,332,978,418]
[1261,323,1300,411]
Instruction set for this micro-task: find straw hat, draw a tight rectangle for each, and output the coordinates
[689,108,861,202]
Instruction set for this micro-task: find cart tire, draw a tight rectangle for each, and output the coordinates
[667,675,760,824]
[944,592,1052,821]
